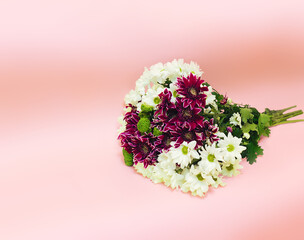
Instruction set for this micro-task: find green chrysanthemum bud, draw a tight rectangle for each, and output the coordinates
[137,117,151,133]
[141,103,154,112]
[153,127,163,136]
[122,148,133,166]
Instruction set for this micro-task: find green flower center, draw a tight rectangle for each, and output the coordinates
[207,154,215,162]
[181,146,188,155]
[227,144,235,152]
[226,164,234,171]
[173,90,178,97]
[197,173,204,181]
[153,97,161,104]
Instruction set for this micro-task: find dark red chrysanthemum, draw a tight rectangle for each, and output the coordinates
[155,88,175,116]
[175,98,204,130]
[153,89,178,132]
[118,105,140,153]
[154,132,172,152]
[131,133,160,168]
[170,122,205,148]
[220,95,228,105]
[176,73,208,109]
[198,118,219,144]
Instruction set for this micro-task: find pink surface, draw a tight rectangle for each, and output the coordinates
[1,1,304,239]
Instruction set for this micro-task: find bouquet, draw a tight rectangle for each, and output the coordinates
[118,59,303,197]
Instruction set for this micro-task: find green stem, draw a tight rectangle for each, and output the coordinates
[270,107,304,127]
[272,119,304,127]
[278,105,297,113]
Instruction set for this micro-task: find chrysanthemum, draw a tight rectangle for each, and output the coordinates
[198,118,219,144]
[171,122,205,148]
[180,168,212,197]
[229,112,242,128]
[153,152,185,189]
[118,105,140,153]
[141,87,164,109]
[221,159,243,177]
[154,132,172,151]
[175,98,204,130]
[198,143,222,174]
[218,132,246,160]
[155,88,175,116]
[124,89,142,106]
[169,141,199,169]
[131,133,159,168]
[176,73,208,109]
[205,86,216,106]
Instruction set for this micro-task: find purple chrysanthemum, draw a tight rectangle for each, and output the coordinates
[131,133,159,168]
[176,73,208,109]
[171,122,205,148]
[175,98,204,130]
[154,132,172,152]
[155,88,175,116]
[118,106,141,153]
[199,118,219,144]
[220,95,228,105]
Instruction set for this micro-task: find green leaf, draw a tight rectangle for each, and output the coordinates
[242,123,258,133]
[259,113,271,126]
[232,127,243,138]
[240,108,254,123]
[243,141,264,164]
[122,148,134,166]
[258,114,271,137]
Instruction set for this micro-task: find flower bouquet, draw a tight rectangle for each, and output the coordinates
[118,59,303,197]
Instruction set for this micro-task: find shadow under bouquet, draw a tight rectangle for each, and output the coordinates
[118,59,303,197]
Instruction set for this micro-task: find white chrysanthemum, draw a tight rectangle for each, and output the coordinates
[181,168,212,197]
[141,87,164,109]
[181,60,203,78]
[229,112,242,128]
[170,141,199,169]
[205,86,216,106]
[218,132,246,160]
[139,63,166,86]
[147,152,185,189]
[169,83,178,103]
[124,89,141,106]
[151,152,175,184]
[243,132,250,139]
[132,59,203,98]
[163,59,184,83]
[135,73,150,95]
[198,143,222,174]
[221,158,243,177]
[216,131,226,139]
[210,175,226,188]
[134,163,154,178]
[117,115,126,134]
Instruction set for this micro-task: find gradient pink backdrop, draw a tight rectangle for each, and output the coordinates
[0,1,304,239]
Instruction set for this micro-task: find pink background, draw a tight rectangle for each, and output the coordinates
[1,1,304,239]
